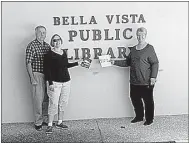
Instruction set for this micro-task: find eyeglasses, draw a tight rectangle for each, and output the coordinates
[53,39,61,42]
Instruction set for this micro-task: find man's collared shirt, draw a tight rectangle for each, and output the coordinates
[26,39,51,73]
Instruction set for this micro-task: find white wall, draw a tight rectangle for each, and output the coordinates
[2,2,188,123]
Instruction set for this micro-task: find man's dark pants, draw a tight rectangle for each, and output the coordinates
[130,84,154,122]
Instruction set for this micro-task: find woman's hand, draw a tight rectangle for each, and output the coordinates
[150,78,156,85]
[110,59,115,65]
[77,59,84,66]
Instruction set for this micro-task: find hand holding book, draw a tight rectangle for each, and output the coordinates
[80,58,92,69]
[98,55,112,67]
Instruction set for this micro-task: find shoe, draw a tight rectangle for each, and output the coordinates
[42,122,48,126]
[35,125,42,131]
[46,126,53,134]
[131,118,143,123]
[143,120,153,126]
[56,122,68,129]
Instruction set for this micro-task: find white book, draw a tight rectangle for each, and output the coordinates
[98,55,112,67]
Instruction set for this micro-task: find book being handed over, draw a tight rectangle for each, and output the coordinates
[80,58,92,69]
[98,55,112,68]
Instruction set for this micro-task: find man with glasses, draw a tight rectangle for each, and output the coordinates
[26,25,51,131]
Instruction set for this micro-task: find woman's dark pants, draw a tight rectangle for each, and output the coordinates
[130,84,154,122]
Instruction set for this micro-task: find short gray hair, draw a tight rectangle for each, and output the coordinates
[35,25,46,32]
[136,27,147,35]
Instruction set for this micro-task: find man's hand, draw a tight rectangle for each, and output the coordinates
[150,78,156,85]
[31,78,37,85]
[49,85,54,91]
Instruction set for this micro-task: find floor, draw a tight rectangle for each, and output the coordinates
[1,114,188,142]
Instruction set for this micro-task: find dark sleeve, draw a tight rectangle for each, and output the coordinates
[44,52,53,85]
[148,46,159,78]
[67,62,79,68]
[63,50,79,68]
[114,52,131,67]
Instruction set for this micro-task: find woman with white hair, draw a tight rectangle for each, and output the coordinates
[113,27,159,126]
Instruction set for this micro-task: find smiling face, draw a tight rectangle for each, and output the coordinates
[137,31,146,44]
[52,35,62,48]
[36,27,46,42]
[136,27,147,44]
